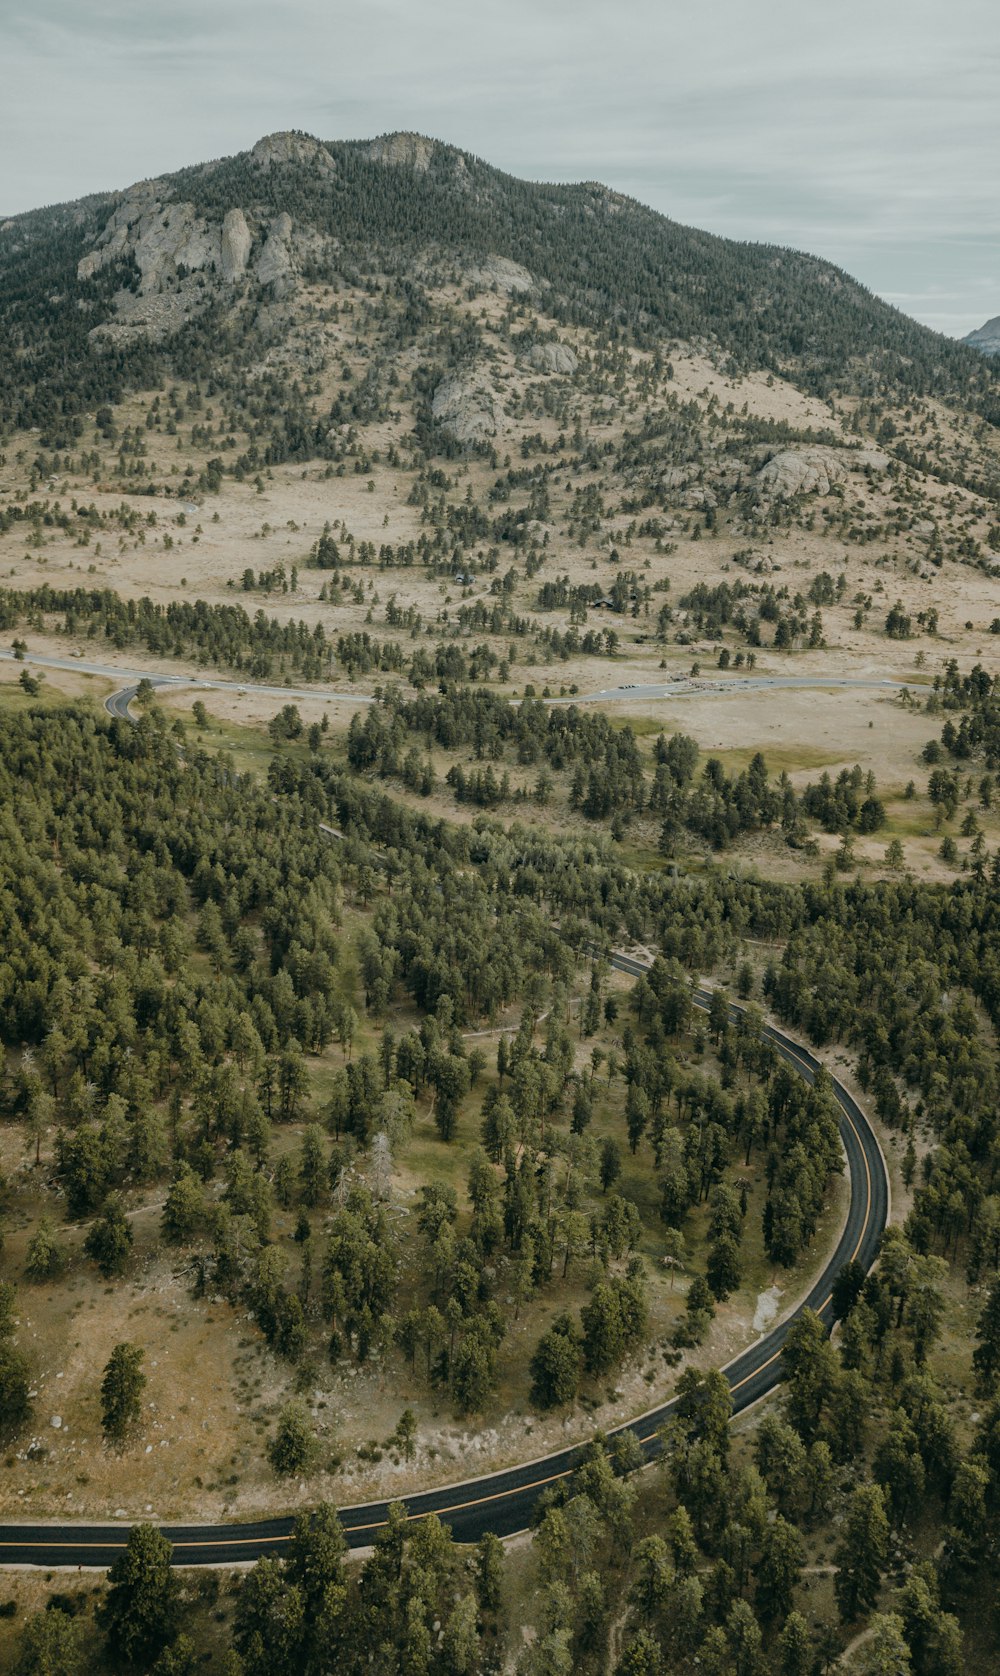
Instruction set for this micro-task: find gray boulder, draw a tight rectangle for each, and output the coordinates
[756,446,888,500]
[467,255,534,295]
[431,371,506,444]
[525,342,577,374]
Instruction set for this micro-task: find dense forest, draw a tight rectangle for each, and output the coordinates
[1,686,1000,1669]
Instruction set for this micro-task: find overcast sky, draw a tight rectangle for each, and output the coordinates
[3,0,997,337]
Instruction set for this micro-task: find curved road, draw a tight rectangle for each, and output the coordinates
[0,648,906,719]
[0,965,891,1562]
[0,943,888,1566]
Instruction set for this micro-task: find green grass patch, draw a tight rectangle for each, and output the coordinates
[703,742,848,776]
[0,670,113,716]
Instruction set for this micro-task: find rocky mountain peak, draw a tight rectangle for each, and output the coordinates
[365,131,438,172]
[249,131,336,174]
[964,315,1000,355]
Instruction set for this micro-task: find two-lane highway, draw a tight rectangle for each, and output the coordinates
[0,943,888,1568]
[0,646,908,721]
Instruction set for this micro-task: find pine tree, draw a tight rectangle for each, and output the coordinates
[24,1217,64,1281]
[268,1402,315,1475]
[84,1195,133,1278]
[530,1314,582,1408]
[835,1483,890,1622]
[99,1524,179,1668]
[100,1343,146,1444]
[973,1277,1000,1390]
[160,1164,204,1243]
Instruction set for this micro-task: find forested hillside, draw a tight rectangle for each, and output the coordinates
[3,126,1000,1675]
[2,129,998,445]
[1,688,1000,1670]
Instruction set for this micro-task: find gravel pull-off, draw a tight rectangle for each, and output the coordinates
[753,1286,783,1334]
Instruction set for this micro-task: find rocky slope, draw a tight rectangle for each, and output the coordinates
[3,128,999,447]
[964,315,1000,355]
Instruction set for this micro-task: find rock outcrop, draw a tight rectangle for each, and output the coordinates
[77,183,234,292]
[250,132,336,175]
[88,287,194,347]
[255,212,294,291]
[220,208,252,282]
[366,132,436,172]
[525,341,577,374]
[431,370,506,444]
[467,255,534,295]
[963,315,1000,356]
[756,446,888,500]
[75,155,320,338]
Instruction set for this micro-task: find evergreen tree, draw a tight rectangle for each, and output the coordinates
[835,1483,890,1622]
[100,1342,146,1444]
[268,1402,315,1475]
[99,1524,179,1669]
[530,1314,583,1409]
[84,1194,133,1278]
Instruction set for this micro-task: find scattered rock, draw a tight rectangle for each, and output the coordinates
[50,1416,62,1429]
[752,1287,782,1334]
[657,466,693,491]
[91,286,196,347]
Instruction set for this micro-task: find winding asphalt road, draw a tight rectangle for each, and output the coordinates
[0,647,906,720]
[0,668,890,1566]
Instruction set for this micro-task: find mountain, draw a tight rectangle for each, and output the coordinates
[2,129,998,449]
[964,315,1000,355]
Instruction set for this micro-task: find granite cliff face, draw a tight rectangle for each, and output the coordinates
[249,131,337,174]
[220,208,252,283]
[366,131,436,172]
[72,132,344,343]
[467,256,535,296]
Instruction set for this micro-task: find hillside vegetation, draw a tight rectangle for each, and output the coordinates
[2,131,1000,1675]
